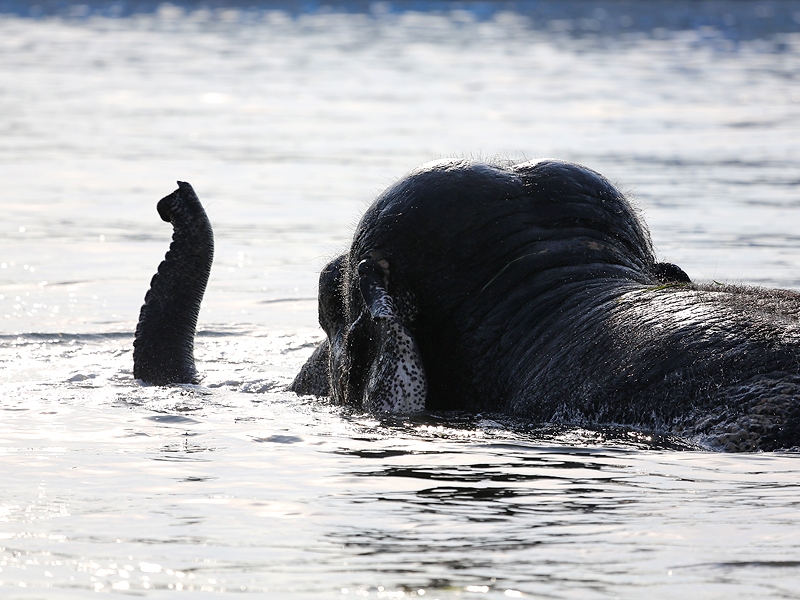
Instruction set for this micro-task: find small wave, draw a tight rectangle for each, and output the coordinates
[0,331,133,343]
[146,414,201,424]
[258,297,317,305]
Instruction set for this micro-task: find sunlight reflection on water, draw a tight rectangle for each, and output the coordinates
[2,1,800,598]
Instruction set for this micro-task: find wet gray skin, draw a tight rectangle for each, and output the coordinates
[291,159,800,452]
[133,182,214,385]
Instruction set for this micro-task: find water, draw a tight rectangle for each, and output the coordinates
[2,1,800,597]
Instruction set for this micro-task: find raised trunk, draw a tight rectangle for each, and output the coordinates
[133,182,214,385]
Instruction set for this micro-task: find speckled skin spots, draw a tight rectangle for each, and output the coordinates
[360,293,427,414]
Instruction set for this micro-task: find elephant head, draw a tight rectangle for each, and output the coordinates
[290,158,689,413]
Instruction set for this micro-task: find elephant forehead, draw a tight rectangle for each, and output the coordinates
[352,159,645,255]
[349,163,653,290]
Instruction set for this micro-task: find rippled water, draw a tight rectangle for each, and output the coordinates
[2,1,800,597]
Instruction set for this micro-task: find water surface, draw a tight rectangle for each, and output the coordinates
[2,1,800,597]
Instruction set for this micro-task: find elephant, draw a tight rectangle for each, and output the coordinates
[135,161,800,451]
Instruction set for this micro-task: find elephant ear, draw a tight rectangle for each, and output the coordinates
[652,262,691,284]
[357,259,427,413]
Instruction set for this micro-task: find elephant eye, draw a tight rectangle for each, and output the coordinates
[360,251,390,274]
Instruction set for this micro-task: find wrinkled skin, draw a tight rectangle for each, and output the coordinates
[291,159,800,451]
[134,182,214,385]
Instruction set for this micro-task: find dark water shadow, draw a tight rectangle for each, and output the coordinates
[356,410,701,452]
